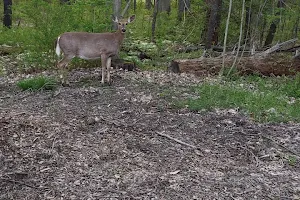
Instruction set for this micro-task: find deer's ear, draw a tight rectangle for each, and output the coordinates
[128,15,136,23]
[112,15,118,23]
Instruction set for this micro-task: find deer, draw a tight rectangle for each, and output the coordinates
[55,15,136,84]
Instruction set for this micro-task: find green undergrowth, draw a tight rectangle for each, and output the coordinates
[17,76,57,91]
[174,75,300,123]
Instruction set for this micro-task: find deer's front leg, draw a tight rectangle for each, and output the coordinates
[101,55,108,84]
[106,57,112,84]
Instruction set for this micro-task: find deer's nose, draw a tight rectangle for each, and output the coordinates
[121,28,126,32]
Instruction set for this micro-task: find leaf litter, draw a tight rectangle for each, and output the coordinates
[0,67,299,199]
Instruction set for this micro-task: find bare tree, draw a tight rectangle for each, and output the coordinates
[113,0,122,30]
[158,0,171,14]
[243,0,252,44]
[133,0,136,12]
[293,15,300,38]
[3,0,12,28]
[151,0,159,42]
[204,0,222,49]
[264,0,285,47]
[229,0,245,75]
[178,0,190,21]
[221,0,232,74]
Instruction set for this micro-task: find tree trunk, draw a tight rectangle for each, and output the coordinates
[133,0,137,12]
[3,0,12,28]
[158,0,170,14]
[264,0,285,47]
[178,0,190,21]
[204,0,222,49]
[113,0,121,30]
[243,1,251,44]
[293,14,300,38]
[151,0,159,42]
[121,0,131,17]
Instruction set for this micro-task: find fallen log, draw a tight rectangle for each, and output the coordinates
[168,54,300,76]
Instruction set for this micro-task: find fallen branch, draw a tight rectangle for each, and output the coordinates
[259,38,298,57]
[259,43,280,57]
[156,131,199,149]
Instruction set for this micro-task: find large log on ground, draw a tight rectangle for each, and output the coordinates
[168,55,300,76]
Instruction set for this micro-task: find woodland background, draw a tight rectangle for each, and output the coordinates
[1,0,300,70]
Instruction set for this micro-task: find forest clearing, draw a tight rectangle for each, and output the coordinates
[0,68,300,199]
[1,0,300,199]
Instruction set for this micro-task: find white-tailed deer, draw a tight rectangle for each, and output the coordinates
[55,15,136,84]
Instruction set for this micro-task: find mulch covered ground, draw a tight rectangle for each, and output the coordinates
[0,68,299,199]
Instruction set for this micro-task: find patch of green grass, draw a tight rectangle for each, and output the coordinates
[174,75,300,123]
[17,76,57,91]
[287,155,297,166]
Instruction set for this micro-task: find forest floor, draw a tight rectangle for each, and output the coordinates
[0,67,300,200]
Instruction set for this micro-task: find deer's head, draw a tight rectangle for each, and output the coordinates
[113,15,136,33]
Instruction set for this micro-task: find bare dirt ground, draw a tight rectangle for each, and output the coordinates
[0,68,300,200]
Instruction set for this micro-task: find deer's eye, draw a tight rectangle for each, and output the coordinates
[125,23,128,25]
[118,23,121,25]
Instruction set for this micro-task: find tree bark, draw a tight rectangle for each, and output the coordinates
[113,0,122,30]
[204,0,222,49]
[157,0,170,14]
[293,14,300,38]
[3,0,12,28]
[168,56,300,77]
[178,0,190,21]
[264,0,285,47]
[151,0,159,42]
[133,0,137,12]
[243,0,251,44]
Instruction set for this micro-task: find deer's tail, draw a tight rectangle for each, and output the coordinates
[55,36,61,56]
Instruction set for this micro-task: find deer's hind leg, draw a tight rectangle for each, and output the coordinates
[106,57,112,84]
[57,55,73,86]
[101,55,108,84]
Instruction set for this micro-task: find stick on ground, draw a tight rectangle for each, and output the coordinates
[156,131,199,149]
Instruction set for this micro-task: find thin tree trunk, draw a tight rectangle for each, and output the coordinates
[220,0,232,75]
[151,0,159,42]
[243,0,252,44]
[178,0,190,21]
[3,0,12,28]
[113,0,121,30]
[204,0,222,49]
[229,0,245,75]
[121,0,131,17]
[133,0,137,12]
[264,0,285,47]
[158,0,170,14]
[293,15,300,38]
